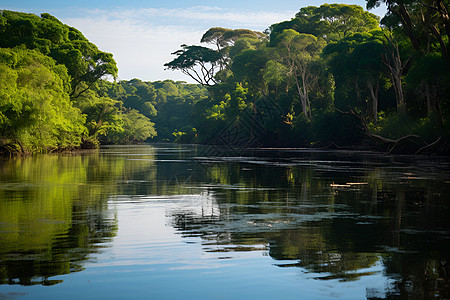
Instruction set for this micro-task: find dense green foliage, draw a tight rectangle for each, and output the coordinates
[1,2,449,154]
[99,79,208,143]
[0,10,118,97]
[164,3,449,154]
[0,11,158,154]
[0,47,86,153]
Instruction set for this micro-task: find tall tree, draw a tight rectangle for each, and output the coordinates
[382,32,408,113]
[164,44,222,86]
[406,52,449,123]
[367,0,450,58]
[274,30,326,120]
[323,30,387,121]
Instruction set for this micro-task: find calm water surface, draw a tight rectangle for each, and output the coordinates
[0,144,449,299]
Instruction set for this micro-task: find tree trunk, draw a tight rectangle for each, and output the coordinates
[301,71,312,120]
[394,3,421,50]
[424,82,444,125]
[354,78,361,105]
[392,71,406,113]
[294,72,310,120]
[437,0,450,48]
[367,78,379,123]
[423,5,449,58]
[421,0,450,58]
[383,35,407,114]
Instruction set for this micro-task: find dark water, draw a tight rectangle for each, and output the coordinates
[0,144,449,299]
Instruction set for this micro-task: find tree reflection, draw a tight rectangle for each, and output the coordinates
[165,151,450,299]
[1,144,448,298]
[0,147,155,285]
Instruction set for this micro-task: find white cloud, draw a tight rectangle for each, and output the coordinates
[83,6,296,29]
[63,16,203,81]
[61,6,296,82]
[137,6,296,28]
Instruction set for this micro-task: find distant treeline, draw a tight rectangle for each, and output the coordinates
[1,2,449,155]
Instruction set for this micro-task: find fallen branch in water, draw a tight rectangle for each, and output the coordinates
[336,109,445,154]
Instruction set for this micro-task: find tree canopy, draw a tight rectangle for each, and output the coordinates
[269,4,380,44]
[0,11,155,154]
[164,44,222,86]
[0,10,118,98]
[1,2,449,155]
[0,47,86,153]
[162,3,449,153]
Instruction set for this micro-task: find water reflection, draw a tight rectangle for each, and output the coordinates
[0,145,449,299]
[0,147,155,285]
[163,147,450,299]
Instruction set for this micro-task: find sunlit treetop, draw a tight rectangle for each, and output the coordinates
[269,4,380,44]
[201,27,267,50]
[0,10,118,98]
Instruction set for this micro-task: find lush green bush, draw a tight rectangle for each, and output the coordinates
[0,47,86,154]
[172,126,198,144]
[369,111,447,142]
[104,109,157,144]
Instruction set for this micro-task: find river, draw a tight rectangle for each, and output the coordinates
[0,144,449,299]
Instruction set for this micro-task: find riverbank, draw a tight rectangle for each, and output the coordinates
[2,137,449,158]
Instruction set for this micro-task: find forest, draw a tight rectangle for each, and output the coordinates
[0,0,449,155]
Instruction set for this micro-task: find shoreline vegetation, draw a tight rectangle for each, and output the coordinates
[1,3,449,156]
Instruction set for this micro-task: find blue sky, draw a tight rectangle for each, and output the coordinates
[2,1,387,82]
